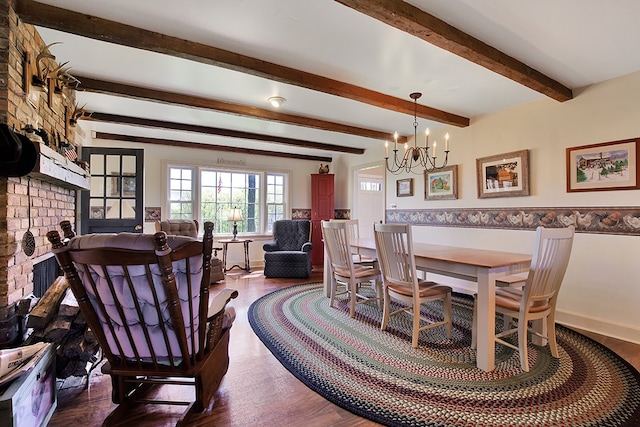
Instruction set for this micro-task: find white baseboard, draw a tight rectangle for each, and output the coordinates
[556,309,640,345]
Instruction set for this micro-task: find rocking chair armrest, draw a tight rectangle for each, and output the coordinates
[207,288,239,319]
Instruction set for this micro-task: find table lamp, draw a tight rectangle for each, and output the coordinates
[228,207,243,240]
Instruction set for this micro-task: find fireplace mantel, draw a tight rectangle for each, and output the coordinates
[30,143,90,190]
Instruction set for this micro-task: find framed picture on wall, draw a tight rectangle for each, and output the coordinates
[425,165,458,200]
[476,149,530,198]
[145,207,161,222]
[566,138,639,192]
[396,178,414,197]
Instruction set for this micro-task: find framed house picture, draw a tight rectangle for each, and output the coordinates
[477,149,530,198]
[566,138,639,192]
[396,178,414,197]
[425,165,458,200]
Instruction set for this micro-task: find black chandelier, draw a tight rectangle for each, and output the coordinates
[385,92,450,175]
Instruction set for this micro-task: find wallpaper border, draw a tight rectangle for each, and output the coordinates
[291,209,351,220]
[385,207,640,236]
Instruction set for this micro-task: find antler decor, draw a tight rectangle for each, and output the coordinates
[53,64,81,92]
[69,103,93,126]
[32,42,61,87]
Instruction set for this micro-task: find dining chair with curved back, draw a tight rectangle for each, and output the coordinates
[472,225,575,372]
[331,219,377,266]
[373,223,452,348]
[47,221,238,425]
[322,220,382,318]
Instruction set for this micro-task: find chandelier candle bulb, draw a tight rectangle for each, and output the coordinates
[394,132,398,151]
[433,141,437,157]
[385,141,389,157]
[445,133,450,151]
[425,128,430,148]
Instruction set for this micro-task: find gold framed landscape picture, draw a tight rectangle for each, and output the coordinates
[425,165,458,200]
[477,149,529,198]
[566,138,639,192]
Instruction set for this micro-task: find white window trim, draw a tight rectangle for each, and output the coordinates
[163,160,291,238]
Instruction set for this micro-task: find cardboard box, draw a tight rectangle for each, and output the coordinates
[0,343,56,427]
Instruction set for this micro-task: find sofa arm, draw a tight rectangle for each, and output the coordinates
[301,241,313,253]
[263,241,278,252]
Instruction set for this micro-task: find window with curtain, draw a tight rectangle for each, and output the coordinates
[167,165,287,236]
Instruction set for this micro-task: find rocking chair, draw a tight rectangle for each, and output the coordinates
[47,221,238,425]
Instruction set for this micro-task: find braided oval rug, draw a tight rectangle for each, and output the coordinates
[248,283,640,427]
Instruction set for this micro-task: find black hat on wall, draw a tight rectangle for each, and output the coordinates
[1,123,22,163]
[0,123,39,177]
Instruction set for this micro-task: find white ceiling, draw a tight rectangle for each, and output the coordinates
[28,0,640,160]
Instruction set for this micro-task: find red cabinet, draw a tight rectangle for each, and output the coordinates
[310,174,334,265]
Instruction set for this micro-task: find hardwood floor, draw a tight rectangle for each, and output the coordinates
[48,268,640,427]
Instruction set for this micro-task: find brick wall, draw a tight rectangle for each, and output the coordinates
[0,2,78,346]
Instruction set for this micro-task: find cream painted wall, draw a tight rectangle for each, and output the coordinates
[338,71,640,344]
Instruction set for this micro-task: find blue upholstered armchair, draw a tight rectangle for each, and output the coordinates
[263,220,313,278]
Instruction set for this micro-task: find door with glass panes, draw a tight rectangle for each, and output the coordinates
[80,147,144,234]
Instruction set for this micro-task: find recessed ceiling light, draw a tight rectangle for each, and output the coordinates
[268,96,286,108]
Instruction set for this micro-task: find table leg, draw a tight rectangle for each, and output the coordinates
[476,271,497,372]
[222,243,229,273]
[243,241,250,272]
[531,319,547,346]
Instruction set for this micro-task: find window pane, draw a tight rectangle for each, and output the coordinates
[168,167,194,219]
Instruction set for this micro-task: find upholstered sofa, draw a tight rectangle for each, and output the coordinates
[263,220,313,278]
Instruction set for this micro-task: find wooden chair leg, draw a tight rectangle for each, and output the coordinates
[329,276,337,308]
[381,288,391,331]
[411,302,420,348]
[547,313,559,358]
[518,317,530,372]
[443,292,453,338]
[349,280,357,317]
[373,280,383,310]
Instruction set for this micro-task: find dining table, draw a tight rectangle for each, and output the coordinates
[323,238,532,372]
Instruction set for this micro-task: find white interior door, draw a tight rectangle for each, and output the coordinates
[354,164,384,239]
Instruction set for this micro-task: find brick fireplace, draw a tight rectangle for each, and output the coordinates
[0,2,81,346]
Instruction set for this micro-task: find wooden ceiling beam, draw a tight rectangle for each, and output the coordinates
[85,112,365,154]
[335,0,573,102]
[75,76,405,144]
[15,0,469,127]
[94,132,334,163]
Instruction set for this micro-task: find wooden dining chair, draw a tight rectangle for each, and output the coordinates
[330,219,377,266]
[373,223,452,348]
[472,226,575,371]
[322,220,382,318]
[47,221,238,425]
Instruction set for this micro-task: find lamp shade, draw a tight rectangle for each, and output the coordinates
[228,207,243,222]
